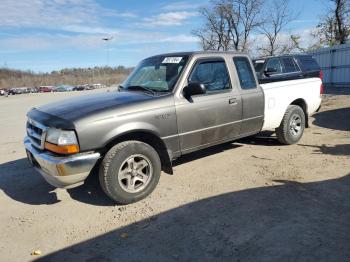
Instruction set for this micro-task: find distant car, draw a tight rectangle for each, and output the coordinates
[0,89,7,96]
[92,83,104,89]
[55,85,74,92]
[27,87,39,93]
[85,85,95,90]
[39,86,55,93]
[74,85,87,91]
[18,87,31,93]
[8,88,24,95]
[253,54,321,84]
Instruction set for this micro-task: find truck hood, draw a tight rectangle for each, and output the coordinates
[32,91,154,124]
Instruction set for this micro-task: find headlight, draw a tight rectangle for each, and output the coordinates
[45,128,79,154]
[46,128,78,145]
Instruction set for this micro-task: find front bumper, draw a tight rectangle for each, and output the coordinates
[24,137,100,189]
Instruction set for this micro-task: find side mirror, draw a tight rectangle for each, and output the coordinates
[183,82,206,98]
[264,67,278,76]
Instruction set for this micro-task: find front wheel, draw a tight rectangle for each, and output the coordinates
[275,105,305,145]
[99,141,161,204]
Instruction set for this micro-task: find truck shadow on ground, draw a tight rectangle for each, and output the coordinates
[0,143,243,207]
[299,144,350,156]
[0,143,242,207]
[0,133,306,207]
[0,158,114,206]
[313,107,350,131]
[237,131,281,146]
[0,158,59,205]
[172,143,242,167]
[38,174,350,262]
[0,123,346,207]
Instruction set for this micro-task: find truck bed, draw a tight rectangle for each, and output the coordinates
[261,78,322,130]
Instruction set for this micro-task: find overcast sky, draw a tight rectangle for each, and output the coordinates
[0,0,328,72]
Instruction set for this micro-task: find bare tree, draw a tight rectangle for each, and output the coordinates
[257,0,299,56]
[193,3,231,51]
[193,0,263,51]
[314,0,349,46]
[333,0,349,44]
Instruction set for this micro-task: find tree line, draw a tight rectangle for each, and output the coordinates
[0,66,132,89]
[193,0,350,56]
[1,0,348,89]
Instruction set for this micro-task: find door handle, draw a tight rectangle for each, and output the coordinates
[229,98,237,105]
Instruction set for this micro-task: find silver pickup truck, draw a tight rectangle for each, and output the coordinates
[24,51,322,204]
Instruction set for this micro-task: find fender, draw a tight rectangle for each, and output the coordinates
[102,122,174,175]
[103,121,162,145]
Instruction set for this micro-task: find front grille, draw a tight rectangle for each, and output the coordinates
[27,118,48,149]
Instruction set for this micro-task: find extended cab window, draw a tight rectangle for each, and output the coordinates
[189,60,231,92]
[282,57,299,73]
[265,58,283,74]
[233,57,257,89]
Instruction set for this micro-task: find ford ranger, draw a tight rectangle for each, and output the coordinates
[24,52,322,204]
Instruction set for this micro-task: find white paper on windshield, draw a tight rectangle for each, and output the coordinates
[255,60,265,63]
[162,57,183,63]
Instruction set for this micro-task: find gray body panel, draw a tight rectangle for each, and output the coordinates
[29,51,265,161]
[175,91,242,153]
[173,52,264,154]
[240,90,265,135]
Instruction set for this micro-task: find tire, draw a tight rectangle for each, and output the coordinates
[99,141,161,204]
[275,105,305,145]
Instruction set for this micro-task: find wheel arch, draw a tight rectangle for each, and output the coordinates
[102,130,173,175]
[290,98,309,128]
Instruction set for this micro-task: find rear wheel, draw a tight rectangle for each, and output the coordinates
[99,141,161,204]
[275,105,305,145]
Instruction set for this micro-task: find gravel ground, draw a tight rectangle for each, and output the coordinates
[0,89,349,262]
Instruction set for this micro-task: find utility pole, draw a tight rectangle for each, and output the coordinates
[102,37,113,67]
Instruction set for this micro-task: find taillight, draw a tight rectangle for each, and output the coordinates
[319,70,324,97]
[319,70,323,81]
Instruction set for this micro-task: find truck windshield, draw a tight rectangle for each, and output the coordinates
[121,55,189,93]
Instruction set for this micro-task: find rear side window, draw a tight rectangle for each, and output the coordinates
[282,57,299,73]
[233,57,257,90]
[296,56,320,71]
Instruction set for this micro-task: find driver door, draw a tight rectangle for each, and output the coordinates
[175,58,242,154]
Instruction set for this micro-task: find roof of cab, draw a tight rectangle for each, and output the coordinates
[147,51,249,59]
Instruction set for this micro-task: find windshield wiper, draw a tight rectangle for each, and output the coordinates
[123,85,156,95]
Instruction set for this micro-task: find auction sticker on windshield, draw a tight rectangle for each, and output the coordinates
[162,57,183,63]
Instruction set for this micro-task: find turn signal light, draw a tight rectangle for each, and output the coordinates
[44,142,80,154]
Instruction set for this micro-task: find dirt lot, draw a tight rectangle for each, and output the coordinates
[0,89,349,262]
